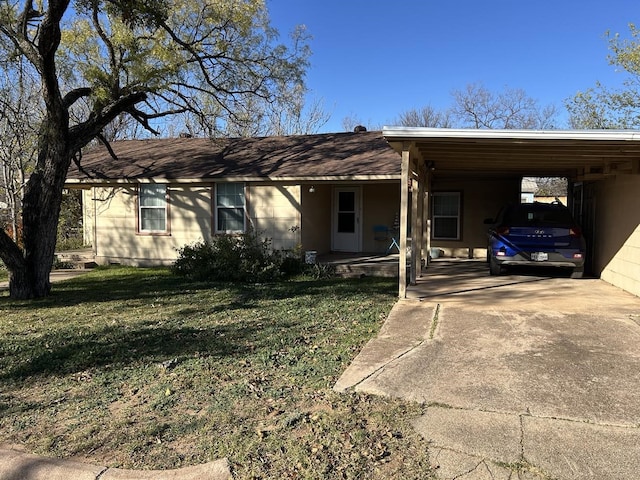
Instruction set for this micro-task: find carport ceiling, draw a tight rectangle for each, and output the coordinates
[382,128,640,179]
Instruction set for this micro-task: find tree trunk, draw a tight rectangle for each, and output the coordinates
[14,137,71,298]
[0,124,71,299]
[7,264,44,299]
[4,198,66,299]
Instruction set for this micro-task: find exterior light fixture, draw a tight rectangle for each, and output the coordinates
[309,186,315,193]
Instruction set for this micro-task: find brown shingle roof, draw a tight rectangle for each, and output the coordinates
[67,131,401,182]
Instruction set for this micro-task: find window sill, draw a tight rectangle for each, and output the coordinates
[137,231,171,236]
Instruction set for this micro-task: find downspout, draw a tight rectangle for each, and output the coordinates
[399,144,410,298]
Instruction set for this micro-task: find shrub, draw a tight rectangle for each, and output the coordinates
[172,231,305,282]
[306,262,336,279]
[279,255,305,276]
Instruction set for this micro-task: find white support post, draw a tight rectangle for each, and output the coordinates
[411,174,419,285]
[399,145,410,298]
[423,172,431,268]
[416,172,425,276]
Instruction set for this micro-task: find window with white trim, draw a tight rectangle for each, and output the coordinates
[215,183,246,233]
[139,184,167,232]
[432,192,461,240]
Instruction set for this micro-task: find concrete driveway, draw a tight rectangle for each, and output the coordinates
[335,259,640,480]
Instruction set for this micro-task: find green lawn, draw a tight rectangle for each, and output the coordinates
[0,267,434,478]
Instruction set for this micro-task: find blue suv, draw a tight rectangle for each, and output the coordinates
[485,202,586,278]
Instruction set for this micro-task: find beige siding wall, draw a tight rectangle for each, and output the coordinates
[90,185,213,266]
[594,175,640,297]
[301,184,332,253]
[248,184,301,251]
[170,185,214,243]
[431,178,521,258]
[362,183,401,253]
[92,186,137,264]
[87,183,305,265]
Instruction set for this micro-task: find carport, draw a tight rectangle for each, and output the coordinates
[382,127,640,298]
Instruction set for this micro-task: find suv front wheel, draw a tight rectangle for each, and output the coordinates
[489,256,504,276]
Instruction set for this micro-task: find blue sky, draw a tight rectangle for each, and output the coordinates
[267,0,638,132]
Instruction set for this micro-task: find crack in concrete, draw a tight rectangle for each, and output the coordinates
[95,466,109,479]
[422,406,570,480]
[431,446,487,480]
[519,413,527,462]
[450,459,485,479]
[414,402,548,475]
[475,459,497,479]
[429,303,441,339]
[435,448,509,480]
[439,403,640,431]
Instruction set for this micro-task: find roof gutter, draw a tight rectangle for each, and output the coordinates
[382,126,640,142]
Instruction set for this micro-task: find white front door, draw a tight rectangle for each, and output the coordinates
[332,187,362,252]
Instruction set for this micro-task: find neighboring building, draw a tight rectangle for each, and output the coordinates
[520,178,537,203]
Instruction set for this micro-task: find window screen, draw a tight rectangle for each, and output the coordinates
[139,184,167,232]
[216,183,246,232]
[432,192,460,240]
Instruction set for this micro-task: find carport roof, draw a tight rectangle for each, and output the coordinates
[382,127,640,180]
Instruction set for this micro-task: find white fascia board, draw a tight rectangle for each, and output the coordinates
[382,126,640,142]
[64,174,401,186]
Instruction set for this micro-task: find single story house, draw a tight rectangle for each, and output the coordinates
[65,128,640,299]
[65,130,403,267]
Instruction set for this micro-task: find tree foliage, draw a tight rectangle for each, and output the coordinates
[0,0,310,298]
[394,105,452,128]
[341,113,381,133]
[533,177,568,197]
[218,83,331,137]
[567,24,640,129]
[0,58,39,243]
[395,83,558,130]
[451,83,558,129]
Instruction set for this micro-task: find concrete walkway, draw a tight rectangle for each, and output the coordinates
[0,447,231,480]
[0,269,92,291]
[335,260,640,479]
